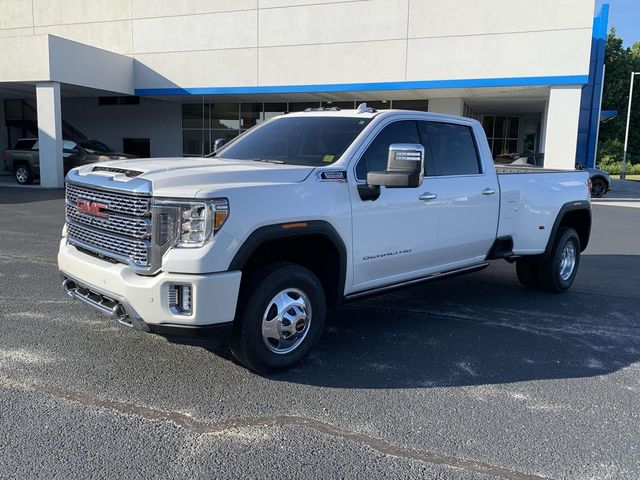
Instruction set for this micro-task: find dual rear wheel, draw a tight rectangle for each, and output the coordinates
[516,227,580,292]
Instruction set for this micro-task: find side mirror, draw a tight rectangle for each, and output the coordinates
[367,143,425,188]
[213,138,227,152]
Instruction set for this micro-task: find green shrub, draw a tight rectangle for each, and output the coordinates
[596,160,640,175]
[597,138,624,163]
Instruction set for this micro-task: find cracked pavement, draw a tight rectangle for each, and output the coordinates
[0,185,639,479]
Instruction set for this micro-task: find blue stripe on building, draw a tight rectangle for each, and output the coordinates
[576,3,609,168]
[135,75,589,96]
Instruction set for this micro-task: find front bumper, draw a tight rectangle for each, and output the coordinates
[58,240,242,331]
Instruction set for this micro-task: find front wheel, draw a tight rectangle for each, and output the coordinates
[15,164,33,185]
[230,262,326,373]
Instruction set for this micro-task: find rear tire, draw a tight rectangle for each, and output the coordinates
[230,262,326,373]
[590,177,607,198]
[15,163,33,185]
[516,259,540,289]
[537,227,580,293]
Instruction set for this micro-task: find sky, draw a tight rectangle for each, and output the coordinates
[596,0,640,46]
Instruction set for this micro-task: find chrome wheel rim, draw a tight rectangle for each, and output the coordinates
[16,167,28,183]
[559,241,577,281]
[262,288,311,354]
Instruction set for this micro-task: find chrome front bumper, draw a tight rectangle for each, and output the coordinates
[58,240,242,328]
[62,275,150,331]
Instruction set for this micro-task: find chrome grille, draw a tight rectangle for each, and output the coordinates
[65,182,153,269]
[67,222,149,265]
[66,183,150,216]
[65,203,150,239]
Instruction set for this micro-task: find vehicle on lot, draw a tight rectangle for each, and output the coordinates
[58,105,592,372]
[575,163,611,198]
[495,153,611,198]
[2,138,137,185]
[494,152,545,167]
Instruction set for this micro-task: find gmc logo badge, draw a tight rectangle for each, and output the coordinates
[76,198,108,218]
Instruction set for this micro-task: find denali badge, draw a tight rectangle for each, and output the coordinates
[319,171,347,181]
[76,198,108,218]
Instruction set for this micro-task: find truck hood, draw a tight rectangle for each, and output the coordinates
[73,157,315,197]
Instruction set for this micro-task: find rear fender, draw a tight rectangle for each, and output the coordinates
[544,201,591,254]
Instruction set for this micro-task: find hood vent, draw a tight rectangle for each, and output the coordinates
[92,166,143,178]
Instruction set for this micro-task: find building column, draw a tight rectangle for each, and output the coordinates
[36,81,64,188]
[539,99,549,153]
[542,86,583,169]
[428,97,464,116]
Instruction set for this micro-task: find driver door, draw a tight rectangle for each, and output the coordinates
[349,120,440,291]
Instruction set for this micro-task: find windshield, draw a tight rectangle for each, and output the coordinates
[215,116,371,166]
[79,140,113,154]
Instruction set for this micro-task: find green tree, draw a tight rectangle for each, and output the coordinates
[598,28,640,165]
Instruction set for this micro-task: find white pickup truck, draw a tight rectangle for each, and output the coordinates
[58,105,592,372]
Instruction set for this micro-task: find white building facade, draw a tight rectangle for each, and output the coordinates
[0,0,608,187]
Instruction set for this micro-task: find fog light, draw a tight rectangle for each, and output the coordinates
[168,284,192,315]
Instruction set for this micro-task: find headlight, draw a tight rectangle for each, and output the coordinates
[153,198,229,248]
[177,199,229,247]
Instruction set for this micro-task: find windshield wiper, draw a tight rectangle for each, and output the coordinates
[251,158,285,164]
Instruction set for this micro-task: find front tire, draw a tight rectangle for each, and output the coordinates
[537,227,580,293]
[230,262,326,373]
[15,164,33,185]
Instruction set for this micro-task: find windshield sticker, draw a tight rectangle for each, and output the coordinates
[322,155,335,163]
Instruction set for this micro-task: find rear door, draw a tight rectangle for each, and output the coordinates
[418,120,499,267]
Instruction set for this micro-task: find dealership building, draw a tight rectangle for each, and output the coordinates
[0,0,608,187]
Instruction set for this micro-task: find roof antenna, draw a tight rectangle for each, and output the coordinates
[357,102,376,113]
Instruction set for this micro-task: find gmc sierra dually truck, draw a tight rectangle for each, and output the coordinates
[58,105,591,372]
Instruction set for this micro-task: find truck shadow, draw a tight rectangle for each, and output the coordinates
[263,255,640,389]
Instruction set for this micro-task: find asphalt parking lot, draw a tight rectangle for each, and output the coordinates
[0,182,639,480]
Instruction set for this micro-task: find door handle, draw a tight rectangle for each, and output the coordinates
[419,192,438,201]
[482,188,496,196]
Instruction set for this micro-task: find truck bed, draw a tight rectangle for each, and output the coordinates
[495,164,572,174]
[495,167,590,255]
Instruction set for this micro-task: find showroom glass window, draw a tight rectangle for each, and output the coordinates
[182,103,210,156]
[182,102,278,156]
[481,115,519,158]
[181,99,430,156]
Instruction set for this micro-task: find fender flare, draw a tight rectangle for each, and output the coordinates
[228,220,348,304]
[544,200,591,255]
